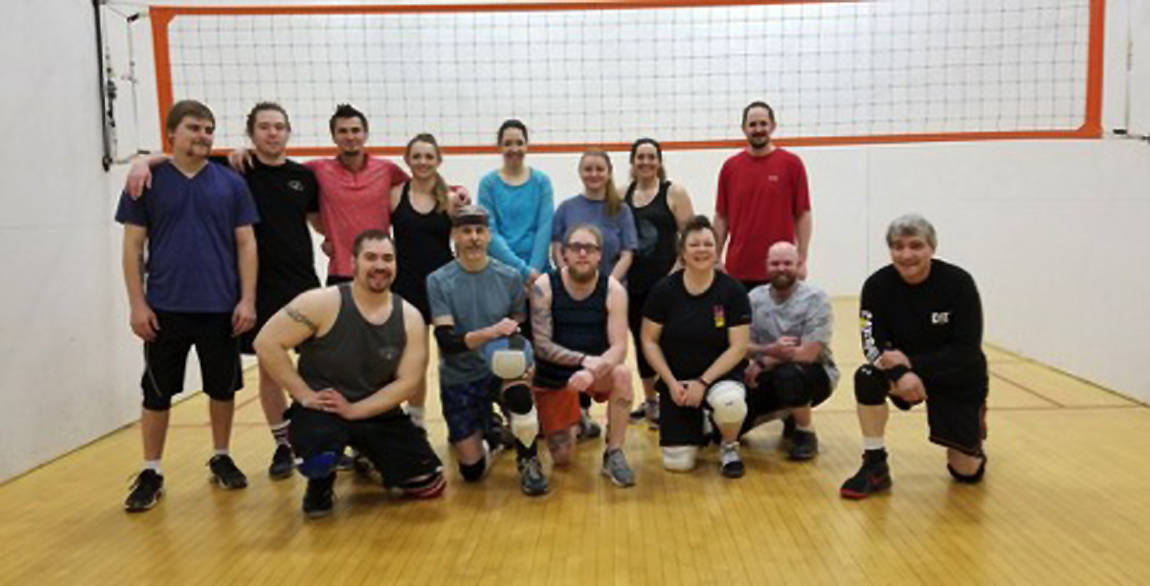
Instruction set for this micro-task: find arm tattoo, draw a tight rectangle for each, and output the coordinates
[530,292,585,367]
[285,305,318,332]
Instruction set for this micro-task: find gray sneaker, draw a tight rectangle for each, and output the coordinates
[645,398,660,430]
[576,409,602,441]
[601,448,636,488]
[517,456,549,496]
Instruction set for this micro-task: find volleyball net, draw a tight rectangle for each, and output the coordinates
[143,0,1105,154]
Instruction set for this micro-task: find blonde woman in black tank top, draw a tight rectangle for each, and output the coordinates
[624,138,694,429]
[388,134,470,428]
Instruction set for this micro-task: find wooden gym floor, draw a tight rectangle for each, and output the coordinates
[1,299,1148,585]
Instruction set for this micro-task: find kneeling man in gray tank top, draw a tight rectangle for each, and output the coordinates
[255,229,444,518]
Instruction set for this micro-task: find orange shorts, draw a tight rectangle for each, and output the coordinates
[533,375,614,435]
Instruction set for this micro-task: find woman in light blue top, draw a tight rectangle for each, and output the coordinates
[478,119,554,283]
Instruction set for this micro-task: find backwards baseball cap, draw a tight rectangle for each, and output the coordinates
[451,204,489,227]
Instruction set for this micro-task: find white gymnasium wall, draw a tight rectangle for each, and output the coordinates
[1,0,1146,482]
[0,0,152,482]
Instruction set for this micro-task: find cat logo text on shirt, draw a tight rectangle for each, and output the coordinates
[931,312,950,325]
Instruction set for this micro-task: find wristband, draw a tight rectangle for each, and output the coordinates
[696,377,712,387]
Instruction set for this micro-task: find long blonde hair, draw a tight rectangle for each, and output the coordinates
[405,133,449,212]
[580,150,622,217]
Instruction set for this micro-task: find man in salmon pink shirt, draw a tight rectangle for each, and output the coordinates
[307,104,409,284]
[714,101,813,292]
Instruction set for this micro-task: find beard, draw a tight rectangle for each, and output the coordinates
[747,135,769,149]
[568,264,598,284]
[770,272,795,290]
[359,269,392,293]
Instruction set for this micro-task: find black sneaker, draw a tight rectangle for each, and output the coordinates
[719,443,745,478]
[788,429,819,461]
[268,445,295,480]
[124,469,164,512]
[208,454,248,489]
[840,450,892,499]
[303,474,335,518]
[781,414,797,441]
[517,456,549,496]
[629,402,648,422]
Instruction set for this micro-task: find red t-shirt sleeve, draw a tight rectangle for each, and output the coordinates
[716,159,731,217]
[791,154,811,214]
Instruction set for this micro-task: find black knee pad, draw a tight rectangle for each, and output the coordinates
[854,365,889,406]
[502,383,534,415]
[948,455,987,484]
[772,364,812,407]
[459,457,486,482]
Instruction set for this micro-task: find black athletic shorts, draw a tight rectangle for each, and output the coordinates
[657,369,744,447]
[288,404,443,487]
[924,385,988,457]
[858,366,987,456]
[738,363,832,436]
[141,311,242,411]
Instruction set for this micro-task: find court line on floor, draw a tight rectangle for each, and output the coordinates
[989,370,1065,408]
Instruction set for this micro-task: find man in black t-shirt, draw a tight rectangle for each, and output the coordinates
[125,103,324,480]
[841,214,989,499]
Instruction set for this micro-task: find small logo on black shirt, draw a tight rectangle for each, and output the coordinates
[287,180,305,192]
[713,305,726,328]
[931,312,950,325]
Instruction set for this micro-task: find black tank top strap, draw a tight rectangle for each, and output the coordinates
[398,180,413,213]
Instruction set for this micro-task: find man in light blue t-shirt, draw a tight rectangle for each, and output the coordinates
[426,205,549,496]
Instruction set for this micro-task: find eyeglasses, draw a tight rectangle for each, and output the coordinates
[565,243,601,254]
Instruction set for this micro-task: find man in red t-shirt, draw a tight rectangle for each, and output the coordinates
[714,101,813,291]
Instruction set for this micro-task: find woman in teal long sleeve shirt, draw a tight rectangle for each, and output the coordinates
[478,119,554,283]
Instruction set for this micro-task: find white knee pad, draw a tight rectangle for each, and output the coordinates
[509,407,540,446]
[707,380,748,426]
[662,446,699,471]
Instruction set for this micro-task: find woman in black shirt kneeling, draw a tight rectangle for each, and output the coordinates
[640,216,751,478]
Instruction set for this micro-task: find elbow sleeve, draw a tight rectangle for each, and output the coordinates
[434,325,469,355]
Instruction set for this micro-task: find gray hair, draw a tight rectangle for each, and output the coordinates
[885,214,937,249]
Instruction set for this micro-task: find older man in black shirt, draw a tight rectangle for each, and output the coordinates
[841,214,988,499]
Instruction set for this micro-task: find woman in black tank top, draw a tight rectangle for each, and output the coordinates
[389,133,467,323]
[624,138,695,427]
